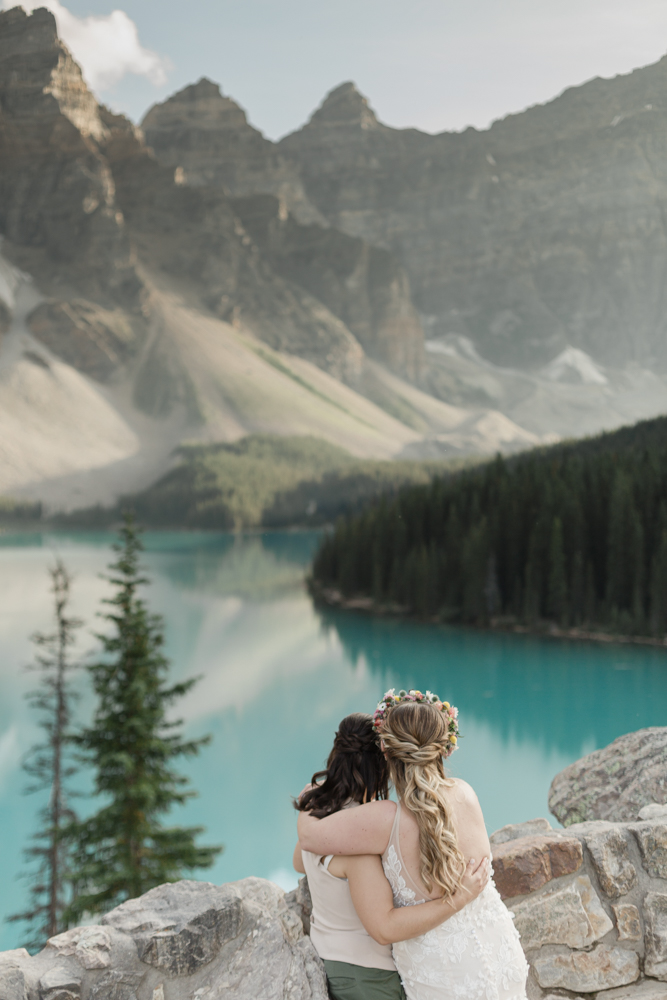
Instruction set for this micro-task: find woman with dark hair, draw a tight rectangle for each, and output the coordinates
[297,692,528,1000]
[294,711,489,1000]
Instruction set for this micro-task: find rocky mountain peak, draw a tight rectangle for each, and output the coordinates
[307,81,381,131]
[0,6,105,140]
[142,77,255,138]
[142,77,325,223]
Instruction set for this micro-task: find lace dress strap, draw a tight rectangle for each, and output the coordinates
[387,799,401,852]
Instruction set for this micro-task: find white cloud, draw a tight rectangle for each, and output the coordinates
[3,0,169,91]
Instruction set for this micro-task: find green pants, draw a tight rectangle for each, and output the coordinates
[323,959,406,1000]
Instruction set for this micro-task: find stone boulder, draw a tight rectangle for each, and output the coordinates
[0,877,327,1000]
[490,817,553,845]
[490,809,667,998]
[549,728,667,826]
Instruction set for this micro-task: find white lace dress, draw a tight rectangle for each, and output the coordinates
[381,803,528,1000]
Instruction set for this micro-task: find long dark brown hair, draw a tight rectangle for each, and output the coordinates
[296,712,389,818]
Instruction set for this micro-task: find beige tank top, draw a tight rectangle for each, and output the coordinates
[301,845,395,970]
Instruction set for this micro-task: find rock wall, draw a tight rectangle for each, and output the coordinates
[5,811,667,999]
[492,809,667,998]
[0,878,326,1000]
[232,194,424,380]
[142,82,426,381]
[0,6,139,303]
[280,74,667,371]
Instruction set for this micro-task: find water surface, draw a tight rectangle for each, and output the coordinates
[0,529,666,949]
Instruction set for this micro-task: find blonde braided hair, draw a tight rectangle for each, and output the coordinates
[381,701,466,896]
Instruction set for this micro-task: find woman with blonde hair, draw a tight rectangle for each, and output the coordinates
[293,710,490,1000]
[298,690,528,1000]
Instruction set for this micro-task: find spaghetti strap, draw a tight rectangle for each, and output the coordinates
[387,799,401,850]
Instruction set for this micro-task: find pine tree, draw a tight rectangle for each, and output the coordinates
[67,515,221,920]
[9,562,82,949]
[462,518,489,623]
[547,517,568,626]
[649,505,667,636]
[522,526,542,624]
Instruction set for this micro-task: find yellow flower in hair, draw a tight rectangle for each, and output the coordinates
[443,701,450,709]
[450,735,457,744]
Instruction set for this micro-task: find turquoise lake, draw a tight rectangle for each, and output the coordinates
[1,529,667,949]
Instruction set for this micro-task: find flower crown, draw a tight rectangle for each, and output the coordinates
[372,688,460,758]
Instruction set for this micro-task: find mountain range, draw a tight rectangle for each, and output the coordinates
[1,6,667,512]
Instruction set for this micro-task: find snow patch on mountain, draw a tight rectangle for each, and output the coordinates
[541,347,608,385]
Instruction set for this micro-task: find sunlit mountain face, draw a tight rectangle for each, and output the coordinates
[2,7,667,517]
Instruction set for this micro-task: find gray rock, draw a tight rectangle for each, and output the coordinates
[586,828,638,897]
[640,805,667,821]
[88,971,143,1000]
[285,876,313,936]
[0,878,329,1000]
[0,950,30,965]
[490,818,553,845]
[596,984,667,1000]
[575,873,614,940]
[39,966,82,994]
[644,892,667,979]
[46,927,111,970]
[613,903,643,941]
[533,943,639,992]
[549,729,667,826]
[188,878,327,1000]
[40,967,82,1000]
[0,966,27,1000]
[102,880,243,977]
[513,875,611,951]
[630,824,667,879]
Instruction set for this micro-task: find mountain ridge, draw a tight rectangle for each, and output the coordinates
[2,8,667,514]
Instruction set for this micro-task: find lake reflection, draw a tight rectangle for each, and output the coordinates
[0,529,666,949]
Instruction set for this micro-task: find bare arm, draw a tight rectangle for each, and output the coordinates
[345,855,490,946]
[297,800,396,855]
[293,842,305,874]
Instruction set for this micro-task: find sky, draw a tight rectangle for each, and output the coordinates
[5,0,667,139]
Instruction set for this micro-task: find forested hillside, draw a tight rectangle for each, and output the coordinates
[311,416,667,637]
[55,435,471,530]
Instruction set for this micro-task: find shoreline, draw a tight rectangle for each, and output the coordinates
[311,584,667,650]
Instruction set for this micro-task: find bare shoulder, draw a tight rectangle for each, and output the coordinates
[449,778,481,807]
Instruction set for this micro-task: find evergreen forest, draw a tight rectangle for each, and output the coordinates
[311,416,667,638]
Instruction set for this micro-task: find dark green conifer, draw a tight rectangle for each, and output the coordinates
[462,519,489,623]
[547,518,568,626]
[649,505,667,635]
[67,515,221,920]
